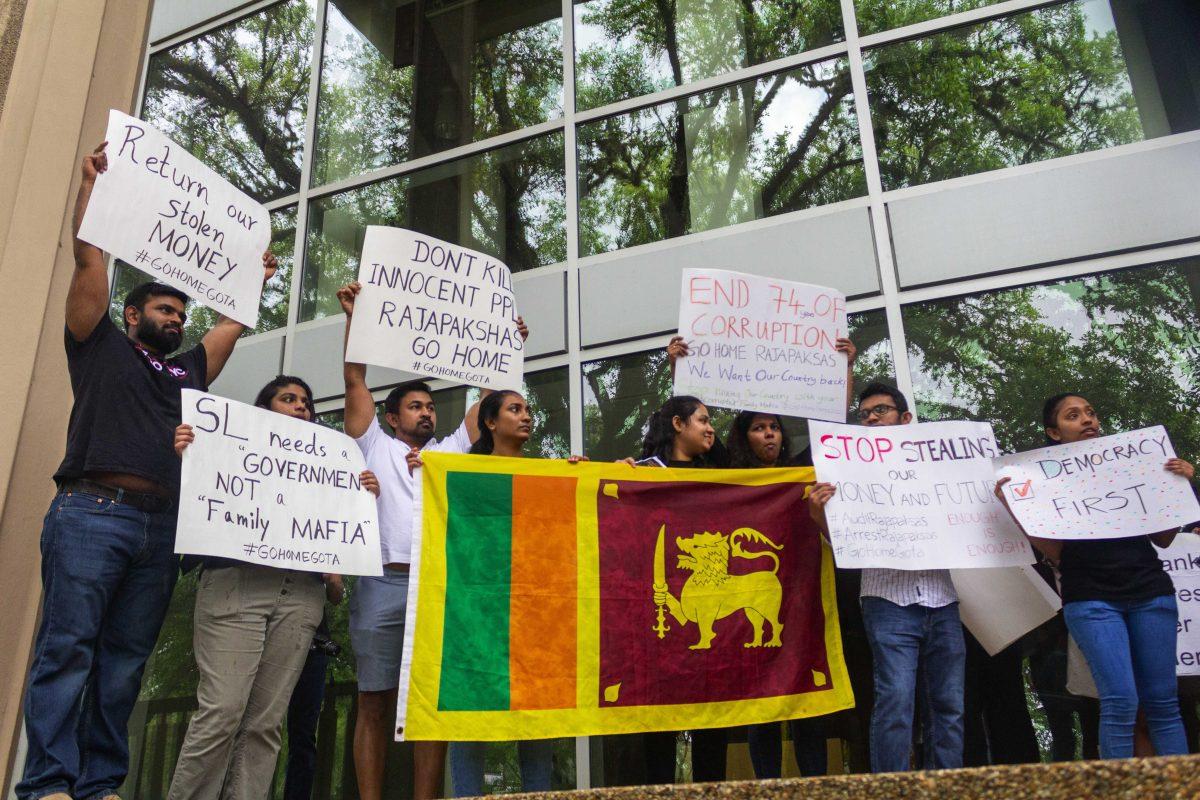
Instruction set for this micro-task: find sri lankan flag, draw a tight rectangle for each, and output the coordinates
[397,453,853,740]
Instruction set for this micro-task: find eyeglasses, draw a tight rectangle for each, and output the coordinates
[856,404,898,421]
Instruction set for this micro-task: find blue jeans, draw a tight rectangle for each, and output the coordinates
[449,740,554,796]
[861,597,965,773]
[747,716,827,778]
[1063,594,1187,759]
[17,491,178,800]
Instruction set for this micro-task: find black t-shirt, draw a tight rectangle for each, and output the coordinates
[54,316,208,493]
[1058,536,1174,604]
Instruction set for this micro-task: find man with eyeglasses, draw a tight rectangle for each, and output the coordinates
[809,381,965,774]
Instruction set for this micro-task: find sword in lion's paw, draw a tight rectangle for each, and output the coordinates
[652,524,670,639]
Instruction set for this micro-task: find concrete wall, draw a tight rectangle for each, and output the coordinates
[0,0,153,785]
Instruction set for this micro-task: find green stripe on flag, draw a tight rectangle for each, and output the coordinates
[439,471,512,711]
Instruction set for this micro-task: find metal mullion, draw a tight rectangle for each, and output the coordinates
[148,0,286,52]
[894,240,1200,307]
[572,40,851,126]
[857,0,1070,50]
[280,0,327,374]
[263,194,301,212]
[839,0,917,412]
[560,0,591,789]
[305,118,568,202]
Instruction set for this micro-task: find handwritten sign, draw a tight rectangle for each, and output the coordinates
[992,427,1199,540]
[808,419,1033,569]
[345,226,523,391]
[77,110,269,328]
[177,390,383,576]
[1159,533,1200,676]
[673,268,847,421]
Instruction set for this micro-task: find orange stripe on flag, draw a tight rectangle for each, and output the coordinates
[510,474,578,710]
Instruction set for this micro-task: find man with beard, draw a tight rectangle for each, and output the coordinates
[336,281,525,800]
[16,143,277,800]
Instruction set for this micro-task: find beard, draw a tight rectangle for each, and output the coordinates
[135,316,182,354]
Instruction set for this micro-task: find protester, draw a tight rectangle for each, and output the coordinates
[632,395,731,782]
[721,411,829,778]
[337,281,526,800]
[283,610,341,800]
[166,376,370,800]
[409,390,578,796]
[995,393,1194,759]
[16,144,277,800]
[809,382,966,774]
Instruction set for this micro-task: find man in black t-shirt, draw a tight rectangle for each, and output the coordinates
[15,143,278,800]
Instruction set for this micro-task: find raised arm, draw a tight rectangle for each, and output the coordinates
[836,337,857,411]
[338,282,376,439]
[66,143,112,341]
[201,251,277,384]
[666,335,688,381]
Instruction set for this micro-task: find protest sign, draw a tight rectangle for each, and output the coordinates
[177,390,382,576]
[808,419,1033,570]
[345,226,523,391]
[951,566,1061,655]
[993,427,1200,540]
[1159,533,1200,676]
[77,109,269,328]
[673,268,848,421]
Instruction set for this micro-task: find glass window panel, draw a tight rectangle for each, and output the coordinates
[573,0,844,111]
[865,0,1200,190]
[582,310,892,462]
[904,257,1200,456]
[577,58,865,257]
[302,131,566,321]
[108,205,297,347]
[314,0,564,186]
[142,0,315,202]
[854,0,1008,35]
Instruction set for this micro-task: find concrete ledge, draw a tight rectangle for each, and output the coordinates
[517,755,1200,799]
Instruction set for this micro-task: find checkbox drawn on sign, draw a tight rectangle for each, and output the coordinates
[1009,479,1035,501]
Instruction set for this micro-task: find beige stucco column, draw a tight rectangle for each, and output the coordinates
[0,0,153,786]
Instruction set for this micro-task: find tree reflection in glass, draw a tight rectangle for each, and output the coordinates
[573,0,843,110]
[854,0,1008,35]
[143,0,315,202]
[313,0,563,187]
[864,0,1145,190]
[577,57,865,257]
[905,258,1200,459]
[302,132,565,321]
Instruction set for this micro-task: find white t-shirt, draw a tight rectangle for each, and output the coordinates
[355,417,471,565]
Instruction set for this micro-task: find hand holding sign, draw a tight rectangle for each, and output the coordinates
[992,427,1200,540]
[77,110,271,328]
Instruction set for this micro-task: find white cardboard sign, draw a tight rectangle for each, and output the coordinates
[809,419,1034,569]
[673,268,848,421]
[77,109,269,328]
[177,390,383,576]
[1158,533,1200,676]
[951,566,1061,656]
[345,226,524,391]
[992,427,1199,540]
